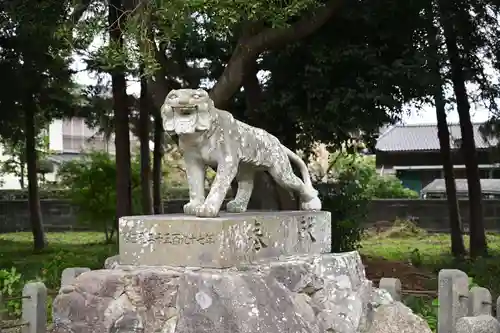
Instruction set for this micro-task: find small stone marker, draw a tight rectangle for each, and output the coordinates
[119,211,331,268]
[22,282,47,333]
[456,315,500,333]
[469,286,492,316]
[438,269,469,333]
[61,267,91,287]
[379,277,401,301]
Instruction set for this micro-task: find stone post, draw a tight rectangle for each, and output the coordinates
[456,315,500,333]
[438,269,469,333]
[61,267,91,287]
[21,281,47,333]
[379,278,401,302]
[468,286,491,316]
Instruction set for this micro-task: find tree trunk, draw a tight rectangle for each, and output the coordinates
[438,0,487,257]
[139,66,153,215]
[241,61,298,210]
[25,97,47,251]
[20,160,25,189]
[109,0,132,224]
[425,0,465,257]
[153,109,164,214]
[436,102,466,257]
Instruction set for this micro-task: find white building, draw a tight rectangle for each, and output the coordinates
[0,117,139,189]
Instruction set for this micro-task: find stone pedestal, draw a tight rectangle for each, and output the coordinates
[119,211,331,268]
[52,211,432,333]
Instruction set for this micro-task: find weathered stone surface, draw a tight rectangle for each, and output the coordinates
[364,302,432,333]
[52,251,430,333]
[119,211,331,268]
[456,315,500,333]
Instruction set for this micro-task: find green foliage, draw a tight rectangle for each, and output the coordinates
[404,276,480,331]
[404,296,438,332]
[319,152,418,252]
[0,232,116,320]
[0,189,69,200]
[362,233,500,328]
[0,267,23,317]
[322,153,419,199]
[369,175,420,199]
[0,0,77,141]
[57,151,142,242]
[73,0,322,76]
[0,133,51,189]
[319,164,370,252]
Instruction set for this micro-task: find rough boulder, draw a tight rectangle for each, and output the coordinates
[52,251,431,333]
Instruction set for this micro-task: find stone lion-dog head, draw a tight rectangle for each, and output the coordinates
[161,88,214,135]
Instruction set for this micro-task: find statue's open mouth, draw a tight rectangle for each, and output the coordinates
[173,105,198,115]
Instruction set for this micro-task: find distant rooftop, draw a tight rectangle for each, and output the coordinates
[422,178,500,194]
[375,123,497,152]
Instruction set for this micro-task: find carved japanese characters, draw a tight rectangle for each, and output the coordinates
[161,88,322,217]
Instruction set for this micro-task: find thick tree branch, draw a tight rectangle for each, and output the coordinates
[210,0,342,106]
[250,0,342,50]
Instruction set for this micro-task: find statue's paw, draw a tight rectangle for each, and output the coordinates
[226,200,247,213]
[183,201,203,215]
[195,203,220,217]
[301,196,322,211]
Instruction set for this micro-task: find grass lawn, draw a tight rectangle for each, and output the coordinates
[361,232,500,296]
[0,231,117,291]
[3,229,499,331]
[2,230,500,297]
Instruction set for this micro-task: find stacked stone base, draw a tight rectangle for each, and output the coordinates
[52,251,431,333]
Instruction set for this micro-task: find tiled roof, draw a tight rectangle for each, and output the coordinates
[375,123,498,152]
[422,178,500,194]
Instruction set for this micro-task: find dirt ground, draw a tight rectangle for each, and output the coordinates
[362,254,437,291]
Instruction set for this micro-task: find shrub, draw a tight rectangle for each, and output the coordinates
[0,267,23,317]
[368,175,419,199]
[319,165,370,252]
[0,188,70,200]
[57,151,142,242]
[317,152,419,251]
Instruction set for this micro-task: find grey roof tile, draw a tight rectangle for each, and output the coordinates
[375,123,497,151]
[422,178,500,194]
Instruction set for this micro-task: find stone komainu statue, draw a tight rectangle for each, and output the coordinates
[161,88,322,217]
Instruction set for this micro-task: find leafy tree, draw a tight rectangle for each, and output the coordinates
[58,151,142,243]
[0,0,79,250]
[65,0,344,215]
[0,133,50,189]
[322,152,419,199]
[423,0,466,257]
[435,0,500,257]
[317,151,418,252]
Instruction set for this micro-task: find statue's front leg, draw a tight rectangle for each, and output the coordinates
[196,161,238,217]
[183,156,206,215]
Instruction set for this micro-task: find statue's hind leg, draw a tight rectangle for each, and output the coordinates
[268,162,321,211]
[226,165,255,213]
